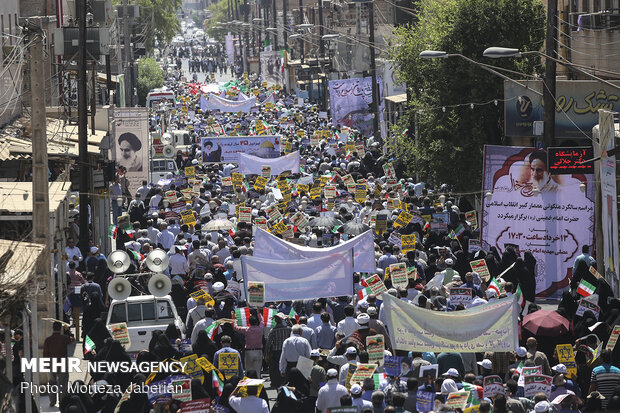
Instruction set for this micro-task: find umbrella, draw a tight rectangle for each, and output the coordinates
[308,216,343,227]
[204,219,235,231]
[522,310,570,336]
[343,222,370,236]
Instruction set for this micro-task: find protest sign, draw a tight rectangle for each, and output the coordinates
[394,211,413,228]
[345,363,357,389]
[218,353,240,379]
[350,364,377,384]
[108,323,131,349]
[364,274,388,295]
[247,282,265,306]
[326,408,357,413]
[465,211,478,229]
[232,172,244,185]
[261,165,271,178]
[297,184,309,194]
[265,205,282,221]
[606,325,620,351]
[309,186,321,199]
[181,354,204,383]
[589,265,603,279]
[172,339,193,354]
[401,234,416,254]
[255,217,267,230]
[296,356,314,379]
[389,263,408,288]
[375,214,388,235]
[556,344,578,379]
[518,366,542,387]
[576,298,601,319]
[464,406,481,413]
[416,390,435,412]
[468,239,482,252]
[446,391,470,411]
[221,176,233,187]
[366,335,385,366]
[355,184,367,204]
[291,211,309,229]
[470,259,491,281]
[254,176,268,191]
[383,356,402,377]
[184,166,195,177]
[419,364,438,379]
[524,375,552,398]
[165,190,177,202]
[387,232,401,248]
[383,294,519,353]
[238,206,252,223]
[180,210,196,226]
[449,287,473,306]
[324,185,337,198]
[195,357,223,382]
[483,375,504,398]
[407,266,418,281]
[383,162,395,178]
[180,399,211,413]
[169,375,192,402]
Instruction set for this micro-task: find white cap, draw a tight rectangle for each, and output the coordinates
[350,384,362,395]
[357,313,370,325]
[346,347,358,355]
[477,359,492,370]
[90,246,98,254]
[552,363,567,374]
[445,258,454,266]
[192,159,199,165]
[442,368,459,378]
[534,401,551,412]
[327,368,338,378]
[310,349,321,357]
[213,282,225,292]
[516,346,527,358]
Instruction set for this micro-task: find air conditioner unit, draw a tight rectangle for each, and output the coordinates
[53,27,111,58]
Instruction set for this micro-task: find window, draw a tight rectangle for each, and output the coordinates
[167,161,175,171]
[128,303,142,322]
[109,303,127,323]
[142,301,155,320]
[152,160,166,172]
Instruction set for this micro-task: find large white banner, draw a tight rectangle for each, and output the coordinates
[237,151,300,175]
[383,294,519,353]
[242,251,354,301]
[253,228,375,273]
[328,76,384,138]
[599,110,619,294]
[113,107,149,196]
[207,93,256,113]
[201,136,281,163]
[481,145,594,298]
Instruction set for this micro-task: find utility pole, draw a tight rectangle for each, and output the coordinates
[543,0,557,148]
[78,0,91,256]
[123,0,132,107]
[318,0,326,110]
[283,0,288,45]
[298,0,304,64]
[368,1,379,140]
[272,0,278,49]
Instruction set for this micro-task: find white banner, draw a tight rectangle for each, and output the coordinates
[201,136,281,163]
[599,110,619,294]
[206,93,256,113]
[481,145,594,298]
[113,107,149,196]
[237,151,300,176]
[226,34,234,66]
[253,228,376,273]
[383,294,519,353]
[241,251,354,301]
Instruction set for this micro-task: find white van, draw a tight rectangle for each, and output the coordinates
[146,87,175,109]
[106,295,186,353]
[150,158,180,183]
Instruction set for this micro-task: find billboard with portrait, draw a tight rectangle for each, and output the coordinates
[114,107,148,195]
[201,136,281,163]
[259,51,283,86]
[481,145,594,298]
[328,76,384,138]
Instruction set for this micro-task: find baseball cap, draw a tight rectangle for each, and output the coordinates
[516,346,527,358]
[310,349,321,357]
[477,359,492,370]
[346,347,358,355]
[90,246,98,254]
[350,384,362,395]
[357,313,370,325]
[534,401,551,412]
[552,363,567,374]
[327,368,338,378]
[367,306,378,315]
[442,368,459,378]
[213,282,225,292]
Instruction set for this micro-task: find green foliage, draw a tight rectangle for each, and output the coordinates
[205,0,231,42]
[389,0,545,190]
[137,57,164,106]
[112,0,181,44]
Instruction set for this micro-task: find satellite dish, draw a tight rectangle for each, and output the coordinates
[108,277,131,300]
[107,250,131,274]
[161,133,173,145]
[163,145,175,158]
[148,274,172,297]
[145,248,170,272]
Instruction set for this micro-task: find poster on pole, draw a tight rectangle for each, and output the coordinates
[328,76,384,138]
[113,108,149,196]
[481,145,594,298]
[259,51,284,86]
[201,136,281,163]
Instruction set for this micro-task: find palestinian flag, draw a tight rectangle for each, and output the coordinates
[288,308,299,323]
[205,321,220,340]
[488,277,501,296]
[84,335,96,354]
[515,285,525,308]
[263,307,277,327]
[108,225,118,240]
[212,370,224,396]
[454,224,465,238]
[358,287,372,300]
[577,279,596,297]
[235,308,251,326]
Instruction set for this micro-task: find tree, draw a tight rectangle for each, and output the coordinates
[137,58,164,105]
[204,0,230,42]
[113,0,181,44]
[389,0,545,190]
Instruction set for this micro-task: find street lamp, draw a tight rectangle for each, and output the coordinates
[298,23,314,29]
[322,34,340,40]
[289,33,302,40]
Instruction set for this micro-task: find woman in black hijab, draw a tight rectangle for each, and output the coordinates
[82,292,105,340]
[83,318,111,361]
[192,330,218,360]
[574,310,598,340]
[153,333,181,360]
[149,330,164,353]
[272,368,311,413]
[92,339,131,389]
[558,290,578,320]
[165,322,181,340]
[191,378,210,400]
[117,373,150,413]
[570,260,596,293]
[520,252,538,303]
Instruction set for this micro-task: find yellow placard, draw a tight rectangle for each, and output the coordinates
[254,176,268,191]
[556,344,578,379]
[394,211,413,228]
[181,354,204,383]
[232,172,244,184]
[180,209,197,226]
[184,166,196,177]
[218,352,240,379]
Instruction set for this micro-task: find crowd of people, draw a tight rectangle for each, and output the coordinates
[4,26,620,413]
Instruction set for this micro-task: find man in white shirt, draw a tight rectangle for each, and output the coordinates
[168,220,181,238]
[146,219,160,245]
[337,305,359,337]
[316,369,349,413]
[169,246,189,277]
[191,307,215,343]
[65,238,83,271]
[306,302,325,331]
[136,180,150,201]
[156,223,175,251]
[229,386,269,413]
[279,325,311,377]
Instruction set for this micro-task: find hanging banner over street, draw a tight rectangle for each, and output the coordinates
[328,76,384,138]
[259,51,284,86]
[206,93,257,113]
[237,151,300,175]
[113,107,149,196]
[481,145,594,298]
[383,294,519,353]
[253,228,375,272]
[241,251,354,301]
[201,136,281,163]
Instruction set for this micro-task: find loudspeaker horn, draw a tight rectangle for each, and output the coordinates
[145,248,170,273]
[108,277,132,301]
[148,274,172,297]
[107,250,131,274]
[163,145,175,158]
[161,133,173,145]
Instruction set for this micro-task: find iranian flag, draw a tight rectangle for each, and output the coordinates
[84,335,96,354]
[577,279,596,297]
[205,321,220,340]
[454,224,465,238]
[212,370,224,396]
[515,360,524,375]
[241,180,250,193]
[128,250,144,262]
[488,277,501,296]
[358,287,372,300]
[515,285,525,308]
[263,307,277,327]
[108,225,118,240]
[235,308,251,326]
[288,308,299,323]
